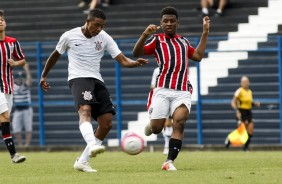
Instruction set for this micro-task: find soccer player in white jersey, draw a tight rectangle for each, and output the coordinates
[133,7,210,171]
[40,9,148,173]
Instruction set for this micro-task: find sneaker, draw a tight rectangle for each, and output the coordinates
[162,160,177,171]
[163,147,169,155]
[144,123,153,136]
[225,137,230,148]
[11,153,26,163]
[88,144,105,158]
[74,158,97,172]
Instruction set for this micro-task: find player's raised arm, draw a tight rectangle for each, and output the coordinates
[190,16,210,61]
[133,24,160,57]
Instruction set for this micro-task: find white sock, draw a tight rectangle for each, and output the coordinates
[79,122,95,145]
[78,122,95,162]
[94,136,103,145]
[164,126,173,137]
[163,132,170,148]
[79,144,91,162]
[202,8,209,14]
[217,9,222,14]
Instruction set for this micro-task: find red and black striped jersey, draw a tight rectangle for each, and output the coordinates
[144,33,195,91]
[0,36,25,94]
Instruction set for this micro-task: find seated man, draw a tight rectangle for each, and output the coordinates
[201,0,229,17]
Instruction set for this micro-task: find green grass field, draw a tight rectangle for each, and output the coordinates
[1,151,282,184]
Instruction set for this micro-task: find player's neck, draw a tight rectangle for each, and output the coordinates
[0,31,5,41]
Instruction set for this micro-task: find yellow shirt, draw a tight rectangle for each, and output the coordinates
[234,87,253,110]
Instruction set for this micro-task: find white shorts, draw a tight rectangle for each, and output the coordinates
[0,92,13,114]
[12,107,33,133]
[148,88,192,120]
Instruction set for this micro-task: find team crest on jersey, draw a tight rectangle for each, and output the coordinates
[148,107,153,115]
[94,41,103,51]
[82,91,93,101]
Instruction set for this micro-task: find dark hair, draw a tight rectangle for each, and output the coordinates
[160,6,178,19]
[0,10,4,17]
[88,8,106,20]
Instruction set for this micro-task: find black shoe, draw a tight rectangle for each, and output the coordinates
[202,13,209,17]
[214,12,223,17]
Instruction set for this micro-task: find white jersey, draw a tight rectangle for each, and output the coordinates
[56,28,122,82]
[151,67,159,88]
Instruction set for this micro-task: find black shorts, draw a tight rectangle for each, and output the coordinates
[68,78,116,120]
[238,108,253,123]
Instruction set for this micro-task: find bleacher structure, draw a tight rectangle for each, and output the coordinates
[0,0,281,147]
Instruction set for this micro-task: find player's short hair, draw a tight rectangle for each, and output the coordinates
[87,8,106,20]
[161,6,178,19]
[0,10,4,17]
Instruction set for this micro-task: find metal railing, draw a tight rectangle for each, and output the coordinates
[24,36,282,146]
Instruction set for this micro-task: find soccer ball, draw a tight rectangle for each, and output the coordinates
[121,132,145,155]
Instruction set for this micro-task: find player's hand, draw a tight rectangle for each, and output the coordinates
[143,24,160,36]
[254,101,260,108]
[8,59,18,67]
[236,110,241,121]
[203,16,210,33]
[40,77,50,92]
[135,58,149,67]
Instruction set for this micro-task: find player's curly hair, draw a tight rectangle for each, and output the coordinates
[0,10,4,17]
[161,6,178,19]
[88,8,106,20]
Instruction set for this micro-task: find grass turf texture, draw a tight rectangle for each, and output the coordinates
[0,151,282,184]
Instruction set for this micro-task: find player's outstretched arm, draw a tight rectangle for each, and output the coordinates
[115,53,148,68]
[191,16,210,62]
[40,50,61,92]
[133,24,160,57]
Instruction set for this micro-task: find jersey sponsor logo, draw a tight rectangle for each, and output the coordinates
[94,41,103,51]
[82,91,93,101]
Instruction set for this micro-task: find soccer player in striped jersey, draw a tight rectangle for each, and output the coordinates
[0,10,26,163]
[133,6,210,171]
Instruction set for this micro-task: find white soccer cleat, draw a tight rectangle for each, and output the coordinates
[161,160,177,171]
[144,123,153,136]
[88,144,105,158]
[73,158,97,172]
[11,153,26,163]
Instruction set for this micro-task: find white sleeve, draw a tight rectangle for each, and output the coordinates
[151,68,159,88]
[104,33,122,58]
[55,32,69,54]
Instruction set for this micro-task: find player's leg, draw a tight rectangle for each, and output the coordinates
[244,121,254,151]
[163,118,172,154]
[162,105,189,171]
[162,90,191,171]
[0,93,25,163]
[145,89,169,136]
[69,78,104,172]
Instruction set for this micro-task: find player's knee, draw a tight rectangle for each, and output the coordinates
[173,119,185,130]
[101,120,112,131]
[79,107,91,118]
[151,125,163,134]
[0,111,10,122]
